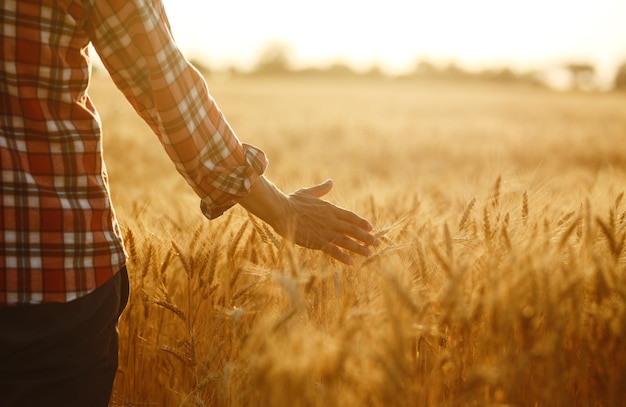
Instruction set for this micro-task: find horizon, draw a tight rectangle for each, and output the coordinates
[161,0,626,89]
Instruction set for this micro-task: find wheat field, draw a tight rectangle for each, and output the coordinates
[89,72,626,406]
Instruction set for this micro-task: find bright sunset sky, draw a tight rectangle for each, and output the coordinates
[161,0,626,86]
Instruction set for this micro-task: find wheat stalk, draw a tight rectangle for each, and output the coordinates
[459,197,477,231]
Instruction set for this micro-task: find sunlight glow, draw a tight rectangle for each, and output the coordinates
[162,0,626,83]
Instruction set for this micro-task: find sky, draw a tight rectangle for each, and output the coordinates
[161,0,626,86]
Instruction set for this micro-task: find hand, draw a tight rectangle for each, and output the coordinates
[280,179,381,265]
[238,176,380,265]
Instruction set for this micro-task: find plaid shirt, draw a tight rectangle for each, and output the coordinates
[0,0,267,305]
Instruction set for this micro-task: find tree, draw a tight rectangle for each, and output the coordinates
[253,42,292,75]
[324,62,356,77]
[363,64,384,79]
[614,62,626,90]
[565,63,596,90]
[413,59,437,76]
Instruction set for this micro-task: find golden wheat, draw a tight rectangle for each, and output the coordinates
[89,74,626,406]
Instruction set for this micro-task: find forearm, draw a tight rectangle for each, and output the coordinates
[87,0,268,218]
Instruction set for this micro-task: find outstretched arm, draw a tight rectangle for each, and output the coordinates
[86,0,378,264]
[238,176,380,265]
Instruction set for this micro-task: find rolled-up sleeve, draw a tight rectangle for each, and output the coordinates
[84,0,267,218]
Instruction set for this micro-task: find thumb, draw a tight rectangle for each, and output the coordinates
[297,179,333,198]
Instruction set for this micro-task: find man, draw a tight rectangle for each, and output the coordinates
[0,0,380,405]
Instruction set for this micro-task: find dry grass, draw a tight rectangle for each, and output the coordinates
[89,73,626,406]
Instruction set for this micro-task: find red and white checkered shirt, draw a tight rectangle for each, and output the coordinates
[0,0,267,305]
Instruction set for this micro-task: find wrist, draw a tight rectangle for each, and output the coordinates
[237,176,291,233]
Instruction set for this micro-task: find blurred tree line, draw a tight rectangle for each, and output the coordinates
[188,43,626,92]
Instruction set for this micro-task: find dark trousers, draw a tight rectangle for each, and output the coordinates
[0,267,129,407]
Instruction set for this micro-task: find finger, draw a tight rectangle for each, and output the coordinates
[297,179,333,198]
[335,221,381,246]
[334,206,374,232]
[321,244,354,265]
[331,235,372,257]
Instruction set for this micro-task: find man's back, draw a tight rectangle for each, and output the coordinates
[0,0,268,306]
[1,0,126,305]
